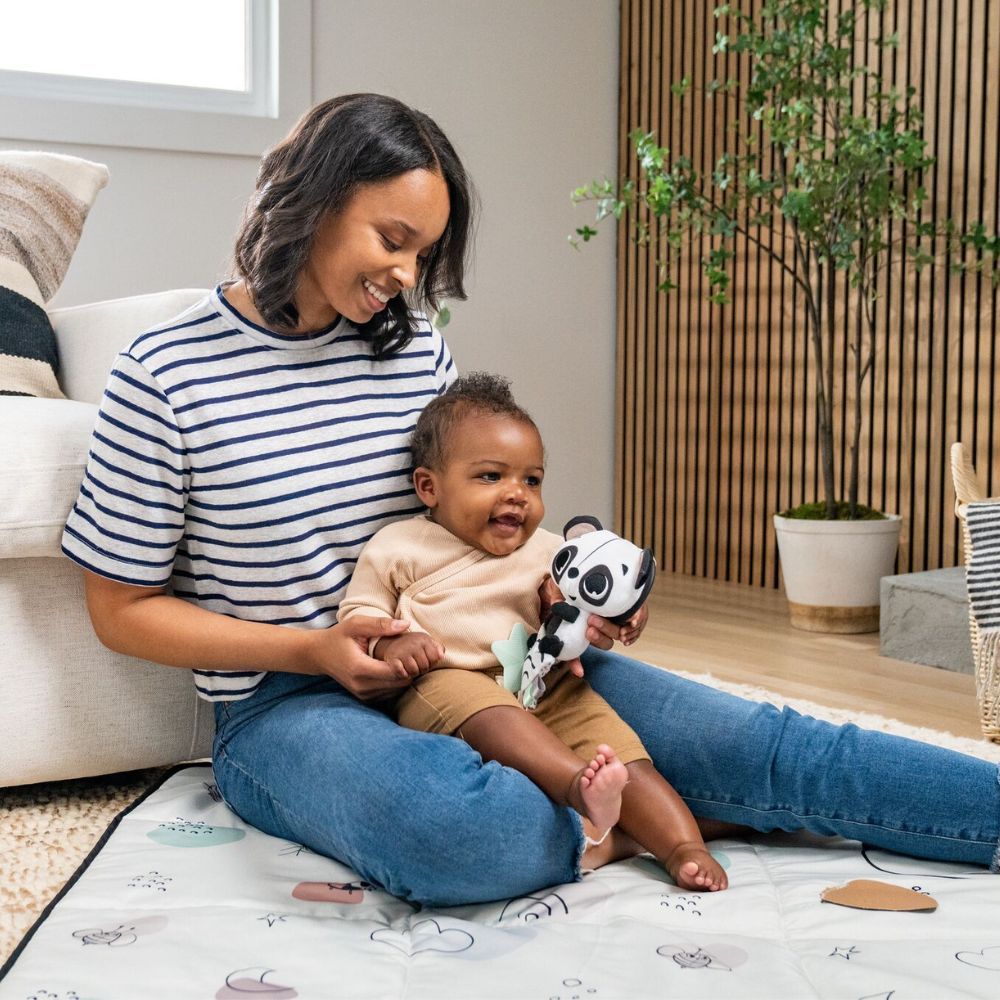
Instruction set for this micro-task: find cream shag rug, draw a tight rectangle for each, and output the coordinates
[3,670,999,964]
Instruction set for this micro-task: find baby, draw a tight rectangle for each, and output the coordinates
[339,372,727,891]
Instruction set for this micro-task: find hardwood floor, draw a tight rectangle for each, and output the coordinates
[628,573,985,740]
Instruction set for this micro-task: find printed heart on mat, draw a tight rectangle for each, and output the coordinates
[956,946,1000,971]
[370,918,474,955]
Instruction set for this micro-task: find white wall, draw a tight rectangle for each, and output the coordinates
[3,0,620,528]
[5,144,260,306]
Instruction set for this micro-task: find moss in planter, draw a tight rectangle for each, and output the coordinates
[778,501,887,520]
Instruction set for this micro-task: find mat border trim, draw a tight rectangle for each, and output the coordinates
[0,761,212,981]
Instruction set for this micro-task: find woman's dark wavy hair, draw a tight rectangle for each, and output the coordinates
[233,93,475,357]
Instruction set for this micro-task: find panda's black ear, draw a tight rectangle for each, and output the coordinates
[634,549,656,594]
[563,515,603,540]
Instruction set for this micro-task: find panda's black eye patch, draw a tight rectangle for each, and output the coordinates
[552,545,577,581]
[580,565,613,606]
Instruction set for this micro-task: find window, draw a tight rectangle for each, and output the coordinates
[0,0,311,156]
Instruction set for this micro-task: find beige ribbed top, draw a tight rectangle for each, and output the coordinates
[339,514,562,671]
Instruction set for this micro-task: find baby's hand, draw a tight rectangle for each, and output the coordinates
[374,631,445,679]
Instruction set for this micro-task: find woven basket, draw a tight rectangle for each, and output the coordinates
[950,442,1000,743]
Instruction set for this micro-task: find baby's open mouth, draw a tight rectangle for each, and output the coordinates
[491,514,523,529]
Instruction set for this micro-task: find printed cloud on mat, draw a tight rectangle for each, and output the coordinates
[370,919,475,956]
[147,817,245,847]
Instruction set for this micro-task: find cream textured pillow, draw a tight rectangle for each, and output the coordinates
[0,150,109,397]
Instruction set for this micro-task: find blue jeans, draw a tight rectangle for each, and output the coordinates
[212,650,1000,906]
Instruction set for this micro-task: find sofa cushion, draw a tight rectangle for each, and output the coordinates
[0,150,109,397]
[52,288,208,406]
[0,556,214,786]
[0,396,98,558]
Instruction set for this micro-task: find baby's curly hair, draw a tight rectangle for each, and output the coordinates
[411,371,539,470]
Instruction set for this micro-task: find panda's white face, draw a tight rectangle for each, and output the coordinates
[551,529,651,618]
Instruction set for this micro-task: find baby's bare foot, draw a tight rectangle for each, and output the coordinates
[667,844,728,892]
[571,744,628,834]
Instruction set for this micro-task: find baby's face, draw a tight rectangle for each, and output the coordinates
[422,413,545,556]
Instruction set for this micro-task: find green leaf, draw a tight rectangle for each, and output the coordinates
[434,306,451,329]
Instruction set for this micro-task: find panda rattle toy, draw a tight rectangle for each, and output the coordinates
[519,515,656,710]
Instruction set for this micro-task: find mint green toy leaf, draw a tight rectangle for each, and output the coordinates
[491,623,530,693]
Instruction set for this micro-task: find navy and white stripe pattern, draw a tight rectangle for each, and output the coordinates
[62,286,455,700]
[965,501,1000,632]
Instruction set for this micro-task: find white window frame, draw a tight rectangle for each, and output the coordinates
[0,0,311,157]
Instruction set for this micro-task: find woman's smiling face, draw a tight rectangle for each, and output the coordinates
[295,168,450,329]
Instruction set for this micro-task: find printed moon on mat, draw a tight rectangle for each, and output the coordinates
[215,968,297,998]
[499,891,570,922]
[147,817,245,848]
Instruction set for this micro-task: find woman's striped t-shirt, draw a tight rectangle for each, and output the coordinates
[61,285,455,701]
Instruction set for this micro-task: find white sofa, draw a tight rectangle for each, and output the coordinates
[1,289,215,787]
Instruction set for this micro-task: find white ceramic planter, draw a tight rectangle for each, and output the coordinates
[773,513,903,633]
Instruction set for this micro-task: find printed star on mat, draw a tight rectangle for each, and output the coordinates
[829,945,860,960]
[279,842,314,857]
[258,912,289,927]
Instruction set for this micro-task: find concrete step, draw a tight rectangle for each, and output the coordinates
[879,567,974,674]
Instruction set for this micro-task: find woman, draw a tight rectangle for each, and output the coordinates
[63,94,999,906]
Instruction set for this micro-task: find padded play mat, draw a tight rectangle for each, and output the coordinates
[2,763,999,999]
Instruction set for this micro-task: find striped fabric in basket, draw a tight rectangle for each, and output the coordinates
[965,501,1000,631]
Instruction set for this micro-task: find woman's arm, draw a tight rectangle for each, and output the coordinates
[83,571,413,700]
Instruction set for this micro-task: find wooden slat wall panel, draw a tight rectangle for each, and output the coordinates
[617,0,1000,584]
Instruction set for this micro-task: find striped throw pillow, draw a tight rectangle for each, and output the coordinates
[966,500,1000,633]
[0,151,109,397]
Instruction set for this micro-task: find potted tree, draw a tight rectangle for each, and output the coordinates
[572,0,998,632]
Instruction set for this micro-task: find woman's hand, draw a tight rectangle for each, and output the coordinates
[302,616,423,701]
[615,605,649,646]
[586,603,649,650]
